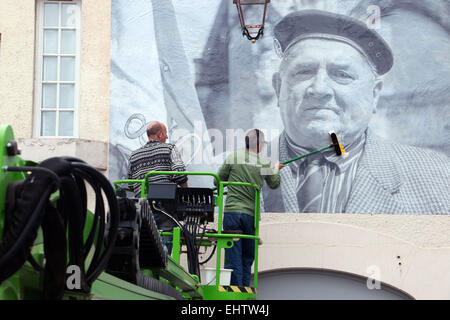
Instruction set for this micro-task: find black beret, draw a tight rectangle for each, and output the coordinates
[273,10,394,75]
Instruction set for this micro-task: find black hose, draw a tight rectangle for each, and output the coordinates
[27,253,45,272]
[183,216,201,279]
[0,166,59,275]
[3,166,60,189]
[0,186,53,269]
[73,172,88,232]
[198,226,217,265]
[0,158,119,294]
[64,159,119,286]
[72,168,105,260]
[0,165,62,290]
[199,244,216,265]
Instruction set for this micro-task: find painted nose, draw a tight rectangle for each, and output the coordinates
[306,69,333,101]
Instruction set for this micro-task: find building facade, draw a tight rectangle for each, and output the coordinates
[1,0,449,300]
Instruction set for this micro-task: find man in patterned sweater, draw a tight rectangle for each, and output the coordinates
[128,121,187,196]
[128,121,188,252]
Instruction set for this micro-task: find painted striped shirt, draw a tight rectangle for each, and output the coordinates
[279,131,365,213]
[127,140,187,197]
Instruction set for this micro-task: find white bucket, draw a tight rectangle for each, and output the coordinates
[200,267,233,286]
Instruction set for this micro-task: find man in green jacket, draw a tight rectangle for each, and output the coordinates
[217,129,285,286]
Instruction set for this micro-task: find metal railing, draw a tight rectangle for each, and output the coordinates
[113,171,261,290]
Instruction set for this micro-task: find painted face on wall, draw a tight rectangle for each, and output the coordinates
[273,38,383,149]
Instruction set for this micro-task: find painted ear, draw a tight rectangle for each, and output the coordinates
[272,72,281,101]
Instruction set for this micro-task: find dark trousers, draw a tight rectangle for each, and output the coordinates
[223,212,255,286]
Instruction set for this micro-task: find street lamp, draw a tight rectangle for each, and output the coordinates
[233,0,270,43]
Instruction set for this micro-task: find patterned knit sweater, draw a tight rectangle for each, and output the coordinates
[127,140,188,197]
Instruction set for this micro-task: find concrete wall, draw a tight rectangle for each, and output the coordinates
[258,213,450,300]
[17,137,108,170]
[78,0,111,143]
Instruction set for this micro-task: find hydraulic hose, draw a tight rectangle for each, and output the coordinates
[0,166,59,283]
[61,158,119,286]
[0,157,120,294]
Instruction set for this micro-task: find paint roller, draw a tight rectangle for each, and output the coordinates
[280,132,347,165]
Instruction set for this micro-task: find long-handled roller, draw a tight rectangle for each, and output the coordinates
[281,132,347,165]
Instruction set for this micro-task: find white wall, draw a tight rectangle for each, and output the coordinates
[256,213,450,299]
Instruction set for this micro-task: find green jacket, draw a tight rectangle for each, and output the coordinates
[217,150,281,216]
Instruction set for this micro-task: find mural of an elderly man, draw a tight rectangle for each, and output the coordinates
[262,10,450,214]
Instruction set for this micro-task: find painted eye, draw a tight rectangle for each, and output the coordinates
[296,69,314,76]
[292,68,315,80]
[334,70,353,79]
